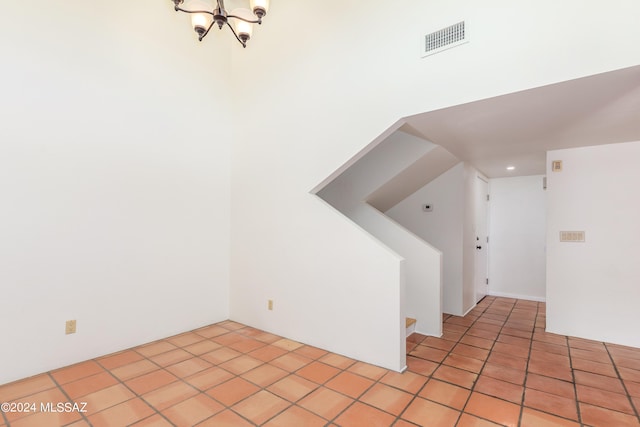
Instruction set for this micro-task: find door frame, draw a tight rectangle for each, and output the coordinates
[474,174,490,303]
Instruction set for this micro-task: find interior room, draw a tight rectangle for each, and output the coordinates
[1,1,640,426]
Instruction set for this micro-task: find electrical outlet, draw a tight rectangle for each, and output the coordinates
[65,320,77,335]
[268,300,273,311]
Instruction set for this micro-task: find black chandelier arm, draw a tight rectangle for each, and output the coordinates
[200,20,216,41]
[226,21,247,48]
[226,14,262,25]
[174,6,214,17]
[173,4,262,24]
[174,6,216,41]
[171,0,263,47]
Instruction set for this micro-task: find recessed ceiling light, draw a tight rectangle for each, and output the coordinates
[506,166,515,171]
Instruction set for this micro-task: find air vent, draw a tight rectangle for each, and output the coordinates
[422,21,468,57]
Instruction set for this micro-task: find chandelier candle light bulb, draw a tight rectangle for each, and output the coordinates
[232,8,255,44]
[171,0,269,47]
[250,0,269,18]
[191,13,213,38]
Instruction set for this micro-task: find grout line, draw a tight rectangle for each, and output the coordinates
[603,342,640,421]
[45,372,95,427]
[0,400,7,426]
[517,300,538,427]
[566,334,584,425]
[450,299,498,423]
[322,370,409,426]
[399,297,499,425]
[467,297,522,426]
[2,306,640,426]
[97,326,271,425]
[94,352,178,427]
[289,358,365,425]
[262,344,393,424]
[184,327,284,424]
[191,330,333,426]
[162,327,268,426]
[396,321,466,425]
[415,298,582,426]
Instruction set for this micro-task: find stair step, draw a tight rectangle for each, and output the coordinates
[406,317,416,337]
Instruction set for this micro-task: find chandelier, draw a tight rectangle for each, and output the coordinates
[171,0,270,48]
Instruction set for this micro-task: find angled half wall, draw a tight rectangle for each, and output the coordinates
[313,125,461,338]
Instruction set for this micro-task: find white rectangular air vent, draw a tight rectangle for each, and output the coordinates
[422,21,468,57]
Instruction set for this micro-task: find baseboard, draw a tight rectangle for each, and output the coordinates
[414,329,442,338]
[488,291,546,303]
[461,304,476,317]
[442,305,476,318]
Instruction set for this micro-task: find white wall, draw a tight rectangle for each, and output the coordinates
[386,164,464,315]
[387,163,481,316]
[229,127,424,372]
[317,131,435,209]
[317,131,443,341]
[489,176,546,301]
[229,0,640,372]
[0,1,232,385]
[546,141,640,347]
[3,0,640,385]
[348,206,442,340]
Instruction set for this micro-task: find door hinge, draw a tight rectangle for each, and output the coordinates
[486,194,490,201]
[486,278,489,285]
[486,236,489,243]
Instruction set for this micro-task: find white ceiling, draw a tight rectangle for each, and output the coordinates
[402,65,640,178]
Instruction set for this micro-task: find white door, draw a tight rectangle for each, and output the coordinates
[474,175,489,302]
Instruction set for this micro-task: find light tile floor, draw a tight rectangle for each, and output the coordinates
[1,297,640,426]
